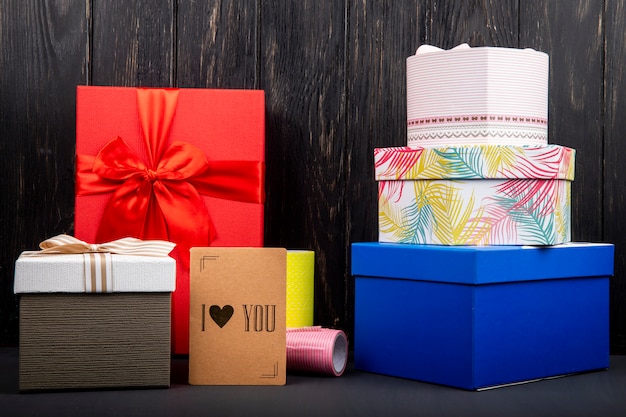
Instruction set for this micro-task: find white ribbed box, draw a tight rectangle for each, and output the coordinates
[406,44,549,147]
[14,252,176,293]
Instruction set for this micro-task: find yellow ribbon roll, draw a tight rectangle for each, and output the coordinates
[286,250,315,328]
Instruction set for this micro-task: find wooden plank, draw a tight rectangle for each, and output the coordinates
[91,0,174,86]
[428,0,518,47]
[0,0,87,343]
[519,0,604,243]
[177,0,259,88]
[344,0,429,336]
[346,0,429,242]
[260,1,347,329]
[604,0,626,354]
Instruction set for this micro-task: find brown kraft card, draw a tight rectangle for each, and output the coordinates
[189,247,286,385]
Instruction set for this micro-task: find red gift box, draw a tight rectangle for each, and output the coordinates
[75,86,265,354]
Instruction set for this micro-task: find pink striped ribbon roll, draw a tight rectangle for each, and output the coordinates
[286,326,348,376]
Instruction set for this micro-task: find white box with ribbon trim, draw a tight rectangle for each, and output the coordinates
[406,44,549,147]
[14,235,176,392]
[15,253,176,293]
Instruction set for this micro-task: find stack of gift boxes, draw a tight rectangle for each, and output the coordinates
[352,44,615,390]
[13,86,348,391]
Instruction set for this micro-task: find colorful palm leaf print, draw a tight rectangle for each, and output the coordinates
[375,145,573,245]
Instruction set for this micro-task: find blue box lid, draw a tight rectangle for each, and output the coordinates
[352,242,614,284]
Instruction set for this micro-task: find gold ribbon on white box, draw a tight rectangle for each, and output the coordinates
[28,234,176,293]
[83,252,113,293]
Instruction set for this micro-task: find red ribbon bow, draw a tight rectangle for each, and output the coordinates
[76,88,265,264]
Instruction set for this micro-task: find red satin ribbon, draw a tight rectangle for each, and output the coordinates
[76,88,265,262]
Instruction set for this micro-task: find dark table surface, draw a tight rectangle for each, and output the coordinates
[2,347,626,417]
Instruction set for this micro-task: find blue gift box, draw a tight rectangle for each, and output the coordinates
[352,242,614,390]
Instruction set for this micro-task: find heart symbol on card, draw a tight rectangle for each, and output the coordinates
[209,305,234,328]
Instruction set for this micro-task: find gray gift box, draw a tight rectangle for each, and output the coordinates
[14,245,176,392]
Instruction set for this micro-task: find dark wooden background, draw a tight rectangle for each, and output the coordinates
[1,0,625,354]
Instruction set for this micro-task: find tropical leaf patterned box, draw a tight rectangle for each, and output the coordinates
[375,145,575,246]
[407,44,548,148]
